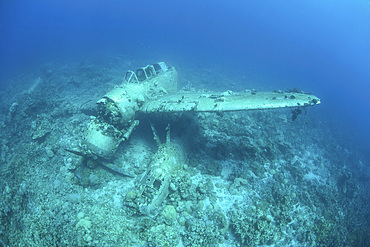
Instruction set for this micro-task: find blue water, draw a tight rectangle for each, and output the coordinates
[1,1,369,148]
[1,0,369,151]
[1,1,370,245]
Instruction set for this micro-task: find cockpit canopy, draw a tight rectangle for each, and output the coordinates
[124,62,170,83]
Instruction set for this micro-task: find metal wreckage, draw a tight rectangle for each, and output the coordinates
[67,62,321,216]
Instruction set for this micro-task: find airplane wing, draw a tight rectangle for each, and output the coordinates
[140,91,321,113]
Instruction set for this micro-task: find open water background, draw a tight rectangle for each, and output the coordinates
[1,0,369,159]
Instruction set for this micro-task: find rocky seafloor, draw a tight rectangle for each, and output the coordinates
[0,56,369,246]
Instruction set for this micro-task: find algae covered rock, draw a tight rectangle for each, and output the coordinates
[31,114,53,140]
[228,204,281,246]
[138,221,180,246]
[161,205,177,225]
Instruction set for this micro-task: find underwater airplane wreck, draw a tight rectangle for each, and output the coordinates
[67,62,321,216]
